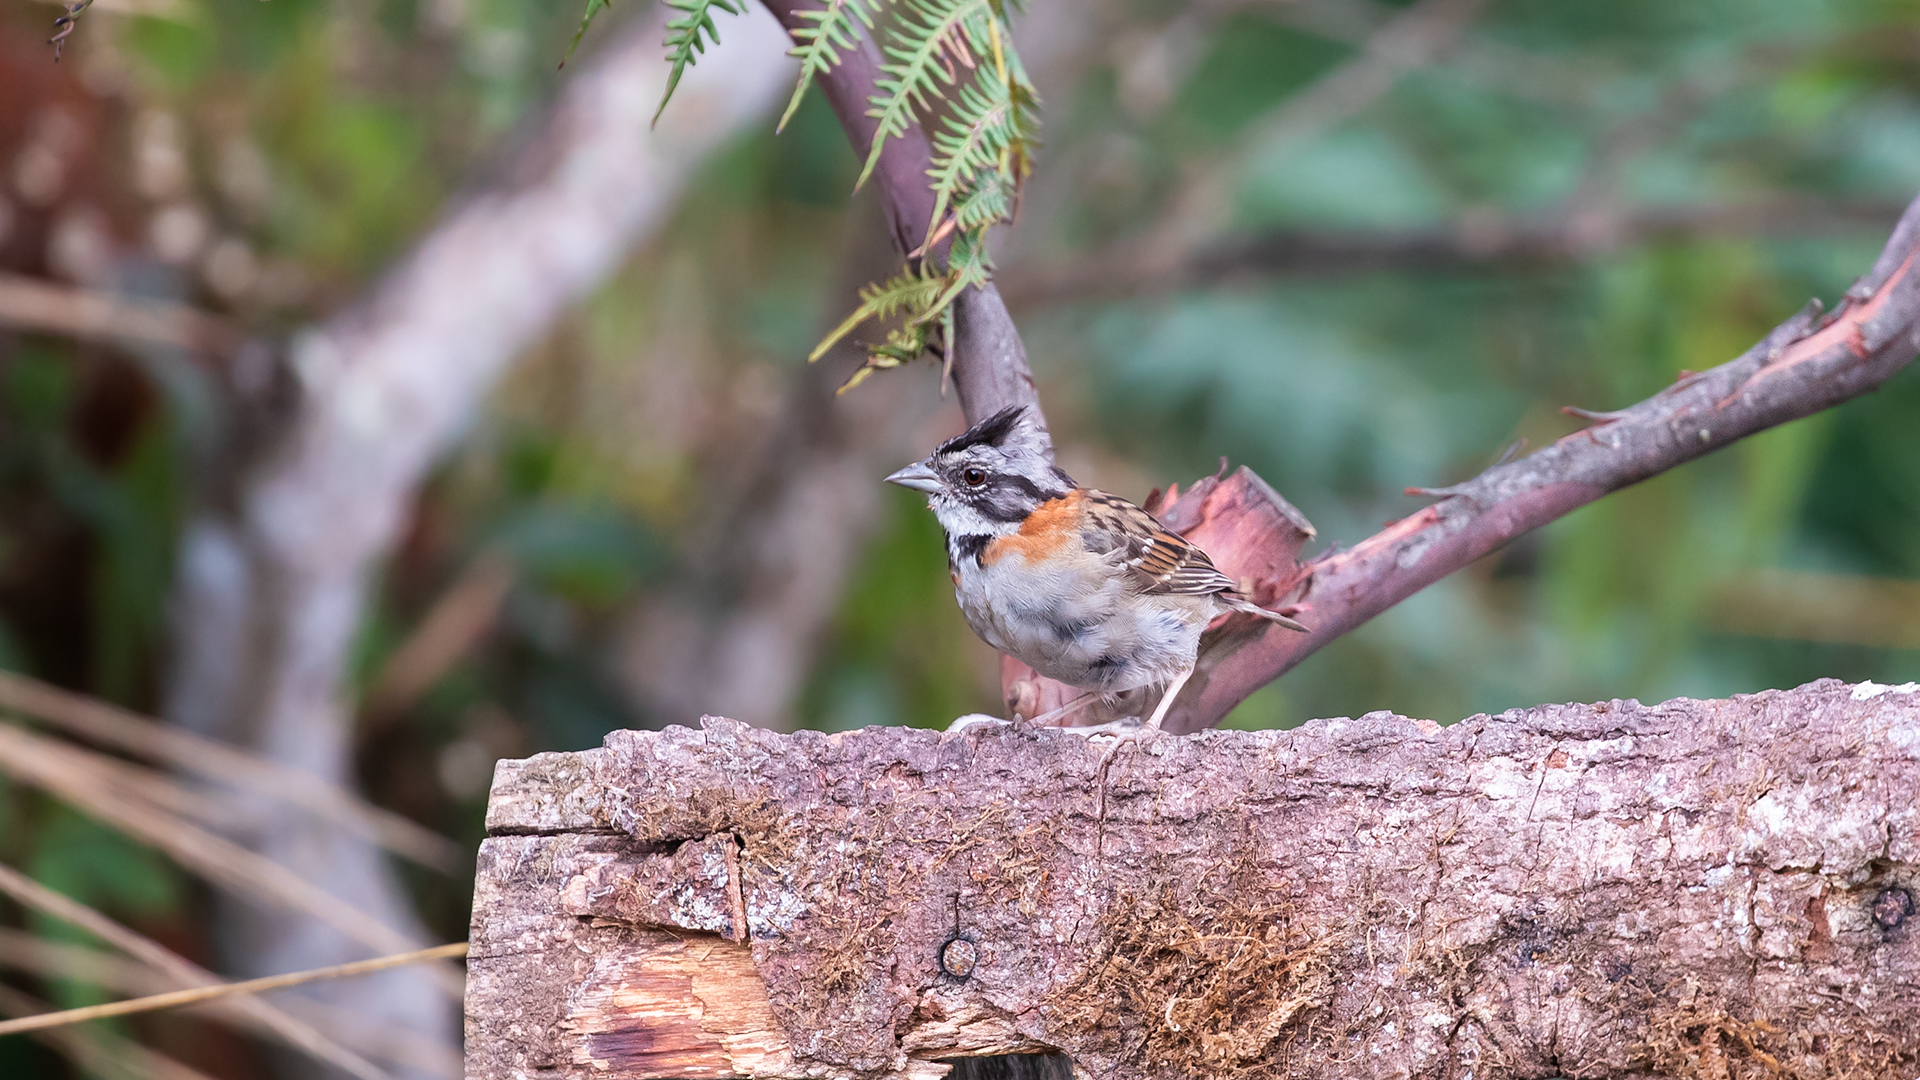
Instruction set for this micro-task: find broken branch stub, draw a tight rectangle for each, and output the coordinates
[465,680,1920,1080]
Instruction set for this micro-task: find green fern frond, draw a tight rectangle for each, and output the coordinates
[949,171,1010,233]
[626,0,1042,395]
[809,268,945,361]
[561,0,613,69]
[857,0,992,190]
[923,72,1011,247]
[654,0,747,125]
[778,0,878,133]
[839,322,937,392]
[923,227,994,317]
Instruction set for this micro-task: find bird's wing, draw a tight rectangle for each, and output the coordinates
[1082,489,1239,596]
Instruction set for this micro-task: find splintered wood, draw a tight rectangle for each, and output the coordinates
[466,681,1920,1079]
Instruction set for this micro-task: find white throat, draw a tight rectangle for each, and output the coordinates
[928,497,1019,540]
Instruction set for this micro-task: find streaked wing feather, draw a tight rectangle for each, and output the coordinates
[1083,490,1238,596]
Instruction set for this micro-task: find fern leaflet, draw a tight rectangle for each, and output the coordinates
[778,0,877,133]
[923,71,1011,248]
[950,172,1010,233]
[857,0,992,190]
[642,0,1041,389]
[808,269,945,361]
[655,0,747,125]
[924,227,994,318]
[561,0,613,69]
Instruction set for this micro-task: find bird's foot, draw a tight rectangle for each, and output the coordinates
[946,713,1009,733]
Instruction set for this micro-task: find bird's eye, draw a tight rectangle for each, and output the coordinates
[963,467,987,487]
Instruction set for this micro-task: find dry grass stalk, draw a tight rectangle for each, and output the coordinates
[0,926,174,998]
[0,724,428,956]
[0,862,393,1080]
[0,982,221,1080]
[0,670,461,873]
[0,271,241,357]
[266,994,468,1078]
[22,728,235,829]
[360,550,516,732]
[0,943,469,1038]
[0,723,465,1002]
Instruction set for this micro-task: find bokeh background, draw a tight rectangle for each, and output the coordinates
[2,0,1918,1075]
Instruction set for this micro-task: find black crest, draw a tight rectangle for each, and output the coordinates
[936,405,1026,457]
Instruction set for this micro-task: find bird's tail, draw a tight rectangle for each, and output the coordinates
[1222,595,1310,633]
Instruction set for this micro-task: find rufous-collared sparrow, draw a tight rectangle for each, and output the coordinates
[886,405,1308,731]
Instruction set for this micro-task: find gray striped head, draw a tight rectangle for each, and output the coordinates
[885,406,1074,531]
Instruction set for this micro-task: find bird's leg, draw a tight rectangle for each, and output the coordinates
[1021,690,1100,727]
[1090,670,1192,855]
[1143,664,1195,732]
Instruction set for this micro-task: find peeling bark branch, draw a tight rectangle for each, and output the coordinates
[1157,190,1920,732]
[465,680,1920,1079]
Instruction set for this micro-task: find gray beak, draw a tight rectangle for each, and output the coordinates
[885,460,944,494]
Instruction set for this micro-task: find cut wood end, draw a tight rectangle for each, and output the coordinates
[564,933,793,1079]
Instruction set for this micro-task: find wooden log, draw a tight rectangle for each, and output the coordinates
[465,680,1920,1079]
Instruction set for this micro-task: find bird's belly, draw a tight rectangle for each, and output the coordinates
[954,560,1208,693]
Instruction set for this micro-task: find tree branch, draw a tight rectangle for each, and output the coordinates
[757,0,1048,442]
[1000,200,1910,307]
[1155,189,1920,731]
[465,679,1920,1079]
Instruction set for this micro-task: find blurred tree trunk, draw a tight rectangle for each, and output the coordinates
[159,9,795,1076]
[610,322,951,731]
[608,209,952,730]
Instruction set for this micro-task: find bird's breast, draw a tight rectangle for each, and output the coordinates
[952,551,1211,693]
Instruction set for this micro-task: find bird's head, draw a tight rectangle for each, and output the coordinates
[885,405,1075,534]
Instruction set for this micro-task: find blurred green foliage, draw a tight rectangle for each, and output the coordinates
[799,490,992,732]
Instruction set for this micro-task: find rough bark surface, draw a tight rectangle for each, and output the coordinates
[466,679,1920,1080]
